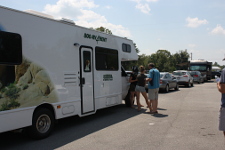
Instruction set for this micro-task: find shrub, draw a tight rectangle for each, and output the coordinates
[0,83,21,111]
[4,83,21,100]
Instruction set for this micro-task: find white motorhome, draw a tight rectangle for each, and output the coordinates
[0,5,138,139]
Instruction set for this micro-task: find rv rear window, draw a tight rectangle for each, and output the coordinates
[0,31,22,65]
[122,43,131,53]
[95,47,118,71]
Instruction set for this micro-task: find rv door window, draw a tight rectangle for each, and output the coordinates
[83,51,91,72]
[0,31,22,65]
[95,47,118,71]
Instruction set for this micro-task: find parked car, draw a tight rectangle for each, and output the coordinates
[159,72,179,92]
[145,72,179,93]
[172,70,194,87]
[189,71,204,84]
[124,71,132,78]
[211,71,221,79]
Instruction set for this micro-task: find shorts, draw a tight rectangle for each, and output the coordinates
[219,107,225,131]
[129,84,136,92]
[148,88,159,100]
[135,85,146,92]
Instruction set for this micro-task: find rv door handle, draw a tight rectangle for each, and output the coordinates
[82,78,85,84]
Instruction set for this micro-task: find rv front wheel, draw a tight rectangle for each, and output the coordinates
[28,108,54,139]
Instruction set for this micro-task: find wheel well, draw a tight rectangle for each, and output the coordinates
[33,103,55,120]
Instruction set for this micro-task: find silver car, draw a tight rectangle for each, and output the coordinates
[159,72,179,92]
[172,70,194,87]
[145,72,179,93]
[189,71,204,84]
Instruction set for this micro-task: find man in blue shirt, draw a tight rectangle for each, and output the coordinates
[146,63,160,114]
[217,67,225,139]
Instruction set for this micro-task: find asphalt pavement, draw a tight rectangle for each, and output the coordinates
[0,80,224,150]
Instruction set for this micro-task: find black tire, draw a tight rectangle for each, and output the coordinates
[28,108,54,139]
[164,84,169,93]
[174,83,179,91]
[186,81,191,87]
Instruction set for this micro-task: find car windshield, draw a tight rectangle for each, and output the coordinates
[190,65,207,71]
[160,74,164,78]
[173,72,182,76]
[190,72,197,75]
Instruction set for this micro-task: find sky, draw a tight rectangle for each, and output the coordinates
[1,0,225,65]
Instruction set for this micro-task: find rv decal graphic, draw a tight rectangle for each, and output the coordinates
[103,74,113,81]
[84,33,107,43]
[0,57,58,111]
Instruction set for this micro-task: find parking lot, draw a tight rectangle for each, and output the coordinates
[0,80,224,150]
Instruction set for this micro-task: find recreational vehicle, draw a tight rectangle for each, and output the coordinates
[188,59,212,81]
[0,5,138,139]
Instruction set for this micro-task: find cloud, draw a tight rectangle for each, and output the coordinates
[43,0,98,19]
[188,44,196,48]
[136,3,151,14]
[104,5,112,9]
[146,0,158,2]
[43,0,131,38]
[186,17,208,28]
[211,24,225,35]
[131,0,158,14]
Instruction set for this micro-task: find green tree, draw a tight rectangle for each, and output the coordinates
[173,50,190,70]
[213,62,220,66]
[137,54,149,68]
[95,26,112,34]
[134,43,140,54]
[146,50,174,72]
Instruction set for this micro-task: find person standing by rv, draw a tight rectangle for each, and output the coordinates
[217,67,225,140]
[146,63,160,114]
[135,65,151,111]
[129,66,143,108]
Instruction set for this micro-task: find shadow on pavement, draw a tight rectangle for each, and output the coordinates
[0,104,141,149]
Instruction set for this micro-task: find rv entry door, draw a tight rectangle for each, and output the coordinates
[80,47,94,114]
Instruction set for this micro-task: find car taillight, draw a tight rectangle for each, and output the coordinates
[183,75,188,77]
[160,80,162,84]
[194,75,198,77]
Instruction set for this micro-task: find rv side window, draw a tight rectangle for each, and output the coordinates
[95,47,118,71]
[122,43,131,53]
[0,31,22,65]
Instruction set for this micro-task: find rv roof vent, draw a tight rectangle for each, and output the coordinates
[25,10,54,19]
[59,18,75,25]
